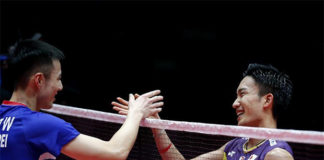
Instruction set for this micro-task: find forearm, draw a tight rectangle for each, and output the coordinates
[152,128,185,160]
[109,113,143,158]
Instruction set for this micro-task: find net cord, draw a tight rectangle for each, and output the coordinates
[42,104,324,145]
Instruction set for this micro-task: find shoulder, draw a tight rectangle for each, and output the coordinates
[23,112,80,157]
[228,137,246,145]
[225,138,246,150]
[266,139,293,154]
[23,111,74,133]
[27,111,66,125]
[265,148,294,160]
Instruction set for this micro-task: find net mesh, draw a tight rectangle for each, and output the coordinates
[42,104,324,160]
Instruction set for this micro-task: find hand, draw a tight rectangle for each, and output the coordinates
[112,92,161,119]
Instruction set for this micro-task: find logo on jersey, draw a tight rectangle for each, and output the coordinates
[248,154,258,160]
[239,156,245,160]
[269,139,277,146]
[228,151,236,157]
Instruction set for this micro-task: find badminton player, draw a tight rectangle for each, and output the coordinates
[113,63,294,160]
[0,39,164,160]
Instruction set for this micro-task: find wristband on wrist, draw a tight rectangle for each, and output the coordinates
[159,143,172,154]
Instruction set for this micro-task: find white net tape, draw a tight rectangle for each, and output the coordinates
[43,104,324,145]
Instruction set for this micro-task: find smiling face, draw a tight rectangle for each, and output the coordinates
[37,60,63,110]
[232,76,265,127]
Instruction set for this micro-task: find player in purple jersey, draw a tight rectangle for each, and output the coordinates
[112,63,294,160]
[224,138,293,160]
[0,39,164,159]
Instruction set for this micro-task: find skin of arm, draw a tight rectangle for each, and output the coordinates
[191,143,227,160]
[61,90,163,160]
[264,148,294,160]
[151,118,185,160]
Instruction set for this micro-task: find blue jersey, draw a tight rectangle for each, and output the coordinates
[0,101,80,160]
[224,137,293,160]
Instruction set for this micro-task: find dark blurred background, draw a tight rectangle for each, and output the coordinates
[1,0,323,131]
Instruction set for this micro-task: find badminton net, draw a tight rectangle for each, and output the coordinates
[42,104,324,160]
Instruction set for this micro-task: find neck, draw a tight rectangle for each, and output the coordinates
[246,117,277,149]
[258,115,277,129]
[246,138,266,150]
[10,89,38,111]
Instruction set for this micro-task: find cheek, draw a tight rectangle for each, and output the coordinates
[41,84,56,98]
[242,98,260,115]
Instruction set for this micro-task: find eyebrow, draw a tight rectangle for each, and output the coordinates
[237,88,247,94]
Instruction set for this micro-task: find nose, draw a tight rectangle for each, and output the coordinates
[58,81,63,91]
[232,98,240,109]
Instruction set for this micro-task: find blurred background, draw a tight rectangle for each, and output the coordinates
[1,0,323,131]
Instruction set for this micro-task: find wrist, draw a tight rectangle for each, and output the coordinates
[152,129,165,138]
[159,143,172,154]
[127,110,144,121]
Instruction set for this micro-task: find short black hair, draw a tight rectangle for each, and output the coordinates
[9,39,64,89]
[243,63,293,120]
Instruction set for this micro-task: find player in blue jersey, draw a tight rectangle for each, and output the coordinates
[112,63,294,160]
[0,39,164,160]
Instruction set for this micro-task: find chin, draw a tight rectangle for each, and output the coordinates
[237,120,248,126]
[41,104,53,109]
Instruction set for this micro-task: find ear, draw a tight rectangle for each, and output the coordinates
[263,93,274,109]
[33,72,46,89]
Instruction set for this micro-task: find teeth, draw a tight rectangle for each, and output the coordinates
[237,112,244,116]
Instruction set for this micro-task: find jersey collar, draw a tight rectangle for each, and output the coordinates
[2,100,28,107]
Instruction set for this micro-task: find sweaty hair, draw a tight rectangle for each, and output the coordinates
[9,39,64,90]
[243,63,293,120]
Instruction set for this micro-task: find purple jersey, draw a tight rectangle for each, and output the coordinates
[224,138,293,160]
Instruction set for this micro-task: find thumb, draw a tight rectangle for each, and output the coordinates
[129,93,135,104]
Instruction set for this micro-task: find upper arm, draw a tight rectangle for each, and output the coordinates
[265,148,294,160]
[191,142,228,160]
[61,134,127,160]
[25,113,80,156]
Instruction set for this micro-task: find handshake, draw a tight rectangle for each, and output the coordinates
[112,90,163,120]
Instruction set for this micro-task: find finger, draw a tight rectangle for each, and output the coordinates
[111,101,129,110]
[119,110,128,115]
[112,106,128,113]
[141,90,161,98]
[145,108,162,118]
[152,108,162,114]
[149,96,163,103]
[150,102,164,108]
[134,93,140,99]
[117,97,129,106]
[113,106,128,112]
[112,106,122,112]
[129,94,134,103]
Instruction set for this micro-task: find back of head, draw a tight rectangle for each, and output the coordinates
[243,63,293,120]
[9,39,64,90]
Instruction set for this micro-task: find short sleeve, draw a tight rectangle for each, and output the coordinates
[262,140,293,157]
[24,112,80,156]
[224,138,241,153]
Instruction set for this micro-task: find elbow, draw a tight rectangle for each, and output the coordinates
[98,140,132,160]
[114,149,130,160]
[101,146,130,160]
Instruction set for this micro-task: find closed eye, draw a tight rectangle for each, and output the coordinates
[237,88,247,97]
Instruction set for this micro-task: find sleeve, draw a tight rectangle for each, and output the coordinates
[260,140,294,159]
[268,140,293,156]
[224,138,240,154]
[24,112,80,156]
